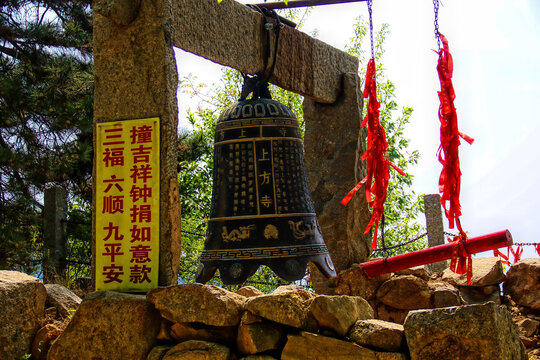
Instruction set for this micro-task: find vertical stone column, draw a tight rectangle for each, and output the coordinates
[303,73,372,294]
[43,187,68,282]
[423,193,448,274]
[93,0,181,287]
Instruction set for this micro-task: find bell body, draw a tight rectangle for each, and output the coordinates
[196,98,336,285]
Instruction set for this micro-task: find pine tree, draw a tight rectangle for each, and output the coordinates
[0,1,93,270]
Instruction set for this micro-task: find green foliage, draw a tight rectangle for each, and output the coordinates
[0,1,93,271]
[347,18,426,257]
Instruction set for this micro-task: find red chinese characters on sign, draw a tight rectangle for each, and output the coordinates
[96,119,159,291]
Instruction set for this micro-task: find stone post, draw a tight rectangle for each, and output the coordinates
[423,193,448,274]
[303,73,372,294]
[92,0,181,287]
[43,187,68,282]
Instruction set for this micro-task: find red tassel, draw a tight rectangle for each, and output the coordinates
[448,233,472,285]
[436,34,474,231]
[341,58,404,249]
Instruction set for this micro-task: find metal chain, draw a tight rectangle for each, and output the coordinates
[433,0,441,51]
[371,232,428,252]
[367,0,374,59]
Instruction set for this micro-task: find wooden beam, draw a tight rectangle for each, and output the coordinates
[173,0,358,103]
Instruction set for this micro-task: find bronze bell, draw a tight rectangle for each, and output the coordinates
[195,96,337,285]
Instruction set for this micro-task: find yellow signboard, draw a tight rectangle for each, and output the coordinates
[95,118,160,292]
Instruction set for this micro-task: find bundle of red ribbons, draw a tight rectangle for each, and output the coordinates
[437,34,475,283]
[341,58,405,249]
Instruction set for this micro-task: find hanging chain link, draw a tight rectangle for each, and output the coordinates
[367,0,374,59]
[433,0,441,51]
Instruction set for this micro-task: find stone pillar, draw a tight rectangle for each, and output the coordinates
[303,73,372,294]
[423,194,448,274]
[92,0,181,287]
[43,187,68,282]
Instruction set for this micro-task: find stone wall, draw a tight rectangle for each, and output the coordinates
[2,258,538,359]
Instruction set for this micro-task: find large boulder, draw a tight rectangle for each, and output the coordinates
[308,295,374,336]
[335,266,391,300]
[376,275,432,310]
[44,284,82,318]
[47,291,161,360]
[281,331,407,359]
[147,284,246,326]
[442,257,505,287]
[349,319,404,352]
[404,303,527,360]
[243,287,317,331]
[161,340,230,360]
[503,258,540,310]
[0,270,47,360]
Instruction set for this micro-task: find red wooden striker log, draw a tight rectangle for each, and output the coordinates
[360,230,513,278]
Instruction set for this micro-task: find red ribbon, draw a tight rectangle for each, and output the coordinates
[436,34,474,232]
[510,245,523,264]
[493,248,510,266]
[448,233,472,285]
[536,244,540,257]
[341,58,405,249]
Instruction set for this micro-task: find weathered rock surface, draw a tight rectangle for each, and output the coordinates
[244,287,317,331]
[93,0,142,25]
[31,323,63,360]
[146,345,173,360]
[147,284,246,326]
[308,295,374,336]
[304,72,371,293]
[442,257,505,287]
[376,303,409,325]
[162,340,230,360]
[237,319,285,355]
[0,270,47,360]
[335,266,391,300]
[404,303,527,360]
[429,282,462,308]
[504,258,540,310]
[349,319,404,352]
[281,331,407,360]
[44,283,81,318]
[241,355,278,360]
[395,266,429,280]
[169,322,236,344]
[459,285,501,305]
[236,286,264,298]
[377,275,432,310]
[517,318,540,338]
[47,291,161,360]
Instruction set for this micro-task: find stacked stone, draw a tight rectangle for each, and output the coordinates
[335,257,510,324]
[1,259,538,359]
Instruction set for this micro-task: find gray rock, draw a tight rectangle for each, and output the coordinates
[308,295,374,336]
[304,73,371,293]
[93,0,142,25]
[282,331,407,360]
[429,282,462,308]
[47,291,161,359]
[147,284,246,326]
[503,258,540,310]
[162,340,230,360]
[376,275,432,310]
[349,319,404,352]
[442,257,505,287]
[404,302,527,360]
[44,283,81,318]
[0,270,47,360]
[244,288,317,331]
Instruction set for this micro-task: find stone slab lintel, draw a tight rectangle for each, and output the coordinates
[173,0,358,104]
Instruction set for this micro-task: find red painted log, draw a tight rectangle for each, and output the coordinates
[360,230,513,278]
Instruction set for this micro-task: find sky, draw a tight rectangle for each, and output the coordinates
[174,0,540,259]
